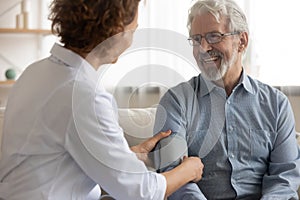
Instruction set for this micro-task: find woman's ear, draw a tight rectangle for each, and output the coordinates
[238,32,248,52]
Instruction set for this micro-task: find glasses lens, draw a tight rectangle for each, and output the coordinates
[188,38,194,46]
[206,32,222,44]
[189,35,202,46]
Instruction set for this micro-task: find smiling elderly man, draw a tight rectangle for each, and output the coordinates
[154,0,300,199]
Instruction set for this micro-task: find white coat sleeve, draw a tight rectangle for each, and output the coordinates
[65,81,166,200]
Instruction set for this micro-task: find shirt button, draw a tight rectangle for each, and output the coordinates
[227,101,231,105]
[230,154,235,158]
[229,126,233,131]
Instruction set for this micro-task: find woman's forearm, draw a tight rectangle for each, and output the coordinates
[161,156,203,198]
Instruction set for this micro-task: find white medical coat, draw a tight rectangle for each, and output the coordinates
[0,43,166,200]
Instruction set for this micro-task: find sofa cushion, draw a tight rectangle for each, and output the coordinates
[118,107,157,147]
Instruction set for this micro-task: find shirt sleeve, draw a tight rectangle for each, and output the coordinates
[65,82,167,200]
[261,95,300,199]
[153,89,207,199]
[168,183,207,200]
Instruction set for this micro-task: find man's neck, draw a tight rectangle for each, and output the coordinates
[214,67,243,96]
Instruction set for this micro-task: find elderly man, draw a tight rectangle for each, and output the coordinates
[154,0,300,199]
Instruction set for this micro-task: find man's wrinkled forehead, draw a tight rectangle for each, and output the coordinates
[191,12,228,35]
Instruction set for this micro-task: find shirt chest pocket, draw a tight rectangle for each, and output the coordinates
[249,129,276,165]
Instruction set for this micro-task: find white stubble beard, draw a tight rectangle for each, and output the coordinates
[200,47,238,81]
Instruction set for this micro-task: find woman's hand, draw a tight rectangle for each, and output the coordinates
[161,156,204,197]
[180,156,203,182]
[130,130,172,165]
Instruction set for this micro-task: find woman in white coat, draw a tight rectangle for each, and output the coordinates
[0,0,203,199]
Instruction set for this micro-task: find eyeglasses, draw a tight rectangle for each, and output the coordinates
[188,31,240,46]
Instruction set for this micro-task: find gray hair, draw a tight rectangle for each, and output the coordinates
[187,0,249,35]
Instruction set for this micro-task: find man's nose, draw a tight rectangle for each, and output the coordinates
[199,38,212,52]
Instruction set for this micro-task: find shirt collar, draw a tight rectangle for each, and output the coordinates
[199,75,218,97]
[239,69,255,95]
[50,43,97,81]
[199,69,255,97]
[50,43,84,68]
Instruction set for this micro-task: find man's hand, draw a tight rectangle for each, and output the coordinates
[130,130,172,165]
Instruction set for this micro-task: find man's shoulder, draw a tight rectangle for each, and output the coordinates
[247,75,287,100]
[167,75,200,93]
[160,75,200,104]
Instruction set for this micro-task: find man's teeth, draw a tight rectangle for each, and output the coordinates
[203,56,218,63]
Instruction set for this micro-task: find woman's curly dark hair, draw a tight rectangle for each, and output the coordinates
[49,0,140,54]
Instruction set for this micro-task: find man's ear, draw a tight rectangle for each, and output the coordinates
[238,32,248,52]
